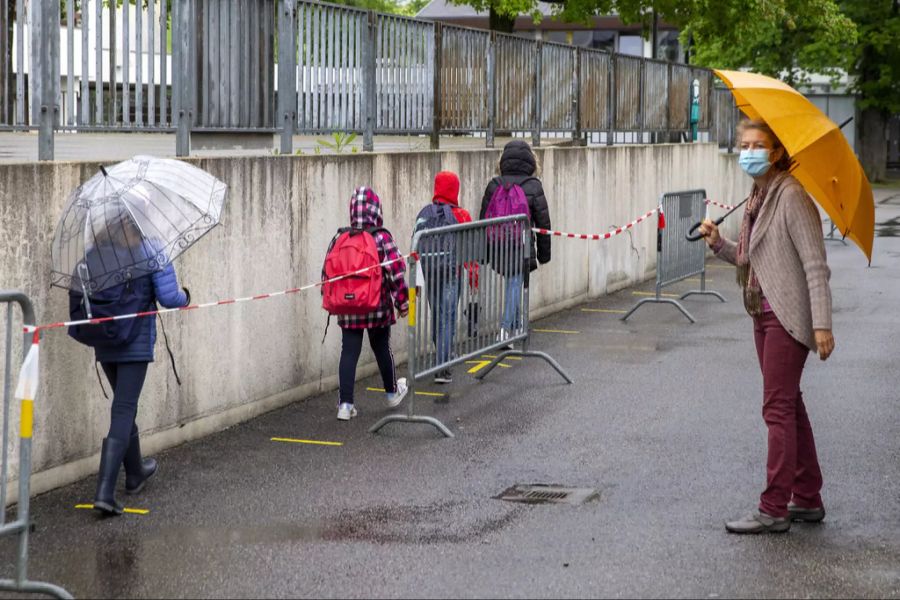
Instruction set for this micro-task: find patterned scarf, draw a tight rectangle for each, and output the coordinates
[736,171,788,315]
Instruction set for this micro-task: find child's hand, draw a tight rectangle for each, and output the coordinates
[398,305,409,318]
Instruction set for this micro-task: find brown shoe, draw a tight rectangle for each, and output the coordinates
[788,502,826,523]
[725,511,791,534]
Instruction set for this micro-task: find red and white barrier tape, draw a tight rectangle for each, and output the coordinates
[24,253,417,335]
[705,199,735,210]
[532,208,658,241]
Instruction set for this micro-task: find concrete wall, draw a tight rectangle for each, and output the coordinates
[0,143,748,501]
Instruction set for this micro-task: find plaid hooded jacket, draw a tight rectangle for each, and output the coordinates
[324,187,409,329]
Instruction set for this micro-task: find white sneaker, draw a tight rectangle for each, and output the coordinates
[497,328,513,349]
[386,378,409,408]
[337,403,358,421]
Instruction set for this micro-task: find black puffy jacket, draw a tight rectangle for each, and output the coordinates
[479,140,552,271]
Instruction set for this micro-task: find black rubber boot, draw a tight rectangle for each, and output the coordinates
[123,432,157,495]
[93,437,127,516]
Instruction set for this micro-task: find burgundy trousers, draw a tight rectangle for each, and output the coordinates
[753,312,824,518]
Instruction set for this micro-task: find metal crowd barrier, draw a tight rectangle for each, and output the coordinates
[622,189,725,324]
[369,216,572,438]
[0,291,72,599]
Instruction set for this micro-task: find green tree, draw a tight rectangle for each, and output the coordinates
[841,0,900,181]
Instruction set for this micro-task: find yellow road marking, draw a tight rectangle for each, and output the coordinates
[75,504,149,515]
[581,308,627,314]
[271,438,343,446]
[685,277,715,282]
[532,328,580,334]
[480,354,522,360]
[631,291,679,298]
[465,359,511,373]
[366,387,446,397]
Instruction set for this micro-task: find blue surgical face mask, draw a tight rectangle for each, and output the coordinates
[739,149,772,177]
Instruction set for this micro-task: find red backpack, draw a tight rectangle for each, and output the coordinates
[322,227,385,315]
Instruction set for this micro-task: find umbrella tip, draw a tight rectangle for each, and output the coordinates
[99,165,108,177]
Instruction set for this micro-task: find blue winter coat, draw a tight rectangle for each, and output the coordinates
[94,263,188,364]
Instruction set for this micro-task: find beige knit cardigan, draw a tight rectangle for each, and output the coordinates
[715,173,832,351]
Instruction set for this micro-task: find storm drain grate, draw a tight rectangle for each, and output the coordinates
[494,484,600,506]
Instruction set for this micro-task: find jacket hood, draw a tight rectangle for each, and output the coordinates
[499,140,536,177]
[432,171,460,206]
[350,186,384,229]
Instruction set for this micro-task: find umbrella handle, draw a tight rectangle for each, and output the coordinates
[686,218,724,242]
[685,198,749,242]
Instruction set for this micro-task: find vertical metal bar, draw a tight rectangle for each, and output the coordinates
[430,22,441,149]
[160,0,167,126]
[148,0,155,126]
[1,304,12,525]
[15,0,24,125]
[0,0,7,124]
[638,57,646,143]
[38,0,55,160]
[362,10,375,150]
[240,0,250,128]
[278,0,296,154]
[200,0,209,127]
[78,0,87,125]
[122,0,130,124]
[315,3,323,131]
[175,0,192,156]
[532,41,541,146]
[136,0,143,126]
[262,0,273,128]
[228,2,243,130]
[328,6,335,130]
[248,0,258,127]
[354,12,361,130]
[218,0,227,127]
[107,0,115,124]
[388,18,395,132]
[486,31,495,148]
[65,0,74,125]
[573,47,582,145]
[30,0,41,126]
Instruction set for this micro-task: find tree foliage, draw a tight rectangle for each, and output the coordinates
[841,0,900,114]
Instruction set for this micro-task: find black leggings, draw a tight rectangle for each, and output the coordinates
[339,327,396,405]
[101,362,149,442]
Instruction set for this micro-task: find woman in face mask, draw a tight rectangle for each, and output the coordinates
[698,119,834,535]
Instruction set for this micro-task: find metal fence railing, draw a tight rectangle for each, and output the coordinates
[369,217,572,438]
[621,190,725,324]
[1,0,739,159]
[0,291,72,599]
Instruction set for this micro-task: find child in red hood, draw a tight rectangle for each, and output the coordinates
[413,172,475,385]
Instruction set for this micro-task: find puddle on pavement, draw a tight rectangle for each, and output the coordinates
[120,501,522,547]
[876,216,900,238]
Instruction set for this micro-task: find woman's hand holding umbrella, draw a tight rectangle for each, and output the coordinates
[697,219,721,247]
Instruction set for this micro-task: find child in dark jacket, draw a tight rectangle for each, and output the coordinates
[413,171,473,384]
[480,140,552,340]
[325,187,410,421]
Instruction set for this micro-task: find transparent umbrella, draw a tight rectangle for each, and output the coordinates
[51,156,227,294]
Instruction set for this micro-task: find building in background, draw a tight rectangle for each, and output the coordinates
[415,0,683,61]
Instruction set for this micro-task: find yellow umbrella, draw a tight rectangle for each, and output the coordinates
[714,69,874,262]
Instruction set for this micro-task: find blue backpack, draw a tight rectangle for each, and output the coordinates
[68,278,151,348]
[413,203,458,278]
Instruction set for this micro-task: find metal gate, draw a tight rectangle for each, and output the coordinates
[0,291,71,599]
[622,190,725,323]
[369,216,572,438]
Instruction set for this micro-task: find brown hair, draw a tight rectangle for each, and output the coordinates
[736,119,794,172]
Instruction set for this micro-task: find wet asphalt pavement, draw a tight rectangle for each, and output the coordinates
[3,188,900,599]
